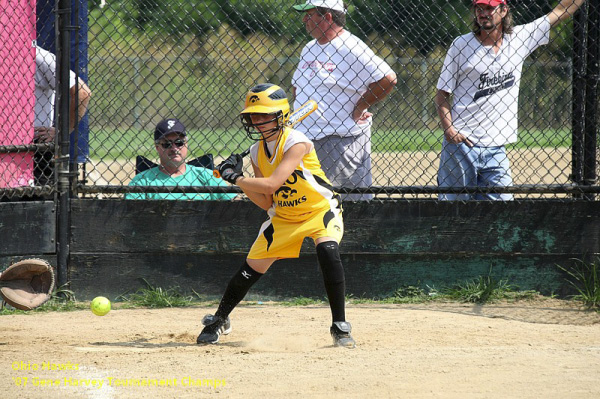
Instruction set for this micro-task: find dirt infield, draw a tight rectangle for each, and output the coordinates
[2,300,600,398]
[371,147,571,186]
[85,148,572,199]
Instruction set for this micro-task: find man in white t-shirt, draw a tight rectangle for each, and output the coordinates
[435,0,585,201]
[292,0,397,201]
[34,46,92,185]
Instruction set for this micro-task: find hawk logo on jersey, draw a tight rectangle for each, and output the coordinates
[274,186,297,199]
[274,184,306,207]
[274,172,307,207]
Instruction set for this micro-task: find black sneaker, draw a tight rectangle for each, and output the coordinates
[330,321,356,349]
[196,314,232,344]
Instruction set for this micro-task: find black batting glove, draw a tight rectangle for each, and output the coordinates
[217,153,244,184]
[220,168,243,185]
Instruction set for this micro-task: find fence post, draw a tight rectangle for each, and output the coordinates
[583,0,599,200]
[571,3,587,196]
[56,0,72,288]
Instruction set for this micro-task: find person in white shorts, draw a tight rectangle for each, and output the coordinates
[292,0,397,201]
[435,0,586,201]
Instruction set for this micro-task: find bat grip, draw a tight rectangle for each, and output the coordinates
[213,149,250,178]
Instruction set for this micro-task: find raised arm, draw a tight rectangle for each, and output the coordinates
[548,0,586,27]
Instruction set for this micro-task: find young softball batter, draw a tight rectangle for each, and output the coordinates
[196,83,355,348]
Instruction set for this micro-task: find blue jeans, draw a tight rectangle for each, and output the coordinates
[437,141,513,201]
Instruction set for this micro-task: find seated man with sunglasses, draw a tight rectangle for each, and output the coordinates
[126,118,234,200]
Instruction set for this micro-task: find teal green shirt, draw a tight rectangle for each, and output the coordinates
[125,165,235,200]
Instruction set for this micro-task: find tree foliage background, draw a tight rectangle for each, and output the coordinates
[86,0,576,158]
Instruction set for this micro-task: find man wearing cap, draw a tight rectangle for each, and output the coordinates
[126,118,234,200]
[435,0,586,201]
[292,0,397,201]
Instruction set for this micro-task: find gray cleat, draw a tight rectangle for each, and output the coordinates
[196,314,232,344]
[330,321,356,349]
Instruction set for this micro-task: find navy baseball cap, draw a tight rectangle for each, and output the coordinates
[154,118,186,141]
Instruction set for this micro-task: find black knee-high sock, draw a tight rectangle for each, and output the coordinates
[316,241,346,322]
[215,262,263,319]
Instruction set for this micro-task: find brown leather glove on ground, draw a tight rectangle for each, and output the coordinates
[0,259,55,310]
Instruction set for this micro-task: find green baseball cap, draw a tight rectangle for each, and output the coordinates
[293,0,346,13]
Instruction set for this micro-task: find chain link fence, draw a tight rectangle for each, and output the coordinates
[1,0,599,201]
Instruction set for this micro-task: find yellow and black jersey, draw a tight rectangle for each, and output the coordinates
[248,127,343,259]
[250,127,341,220]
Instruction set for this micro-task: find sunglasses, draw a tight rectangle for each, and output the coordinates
[157,139,186,149]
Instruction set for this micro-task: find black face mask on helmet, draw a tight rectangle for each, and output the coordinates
[241,112,285,141]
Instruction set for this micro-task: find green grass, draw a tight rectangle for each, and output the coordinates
[89,127,573,160]
[557,257,600,310]
[279,297,325,306]
[507,128,572,149]
[90,127,256,160]
[0,284,87,315]
[373,128,572,152]
[371,285,436,304]
[116,278,201,308]
[443,275,513,304]
[0,277,548,315]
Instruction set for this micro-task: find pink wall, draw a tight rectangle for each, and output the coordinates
[0,0,36,188]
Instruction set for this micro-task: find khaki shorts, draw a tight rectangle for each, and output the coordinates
[248,207,344,260]
[313,132,373,201]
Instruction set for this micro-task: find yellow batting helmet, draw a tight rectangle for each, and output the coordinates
[240,83,290,140]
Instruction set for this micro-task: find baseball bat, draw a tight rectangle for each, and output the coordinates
[213,100,318,178]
